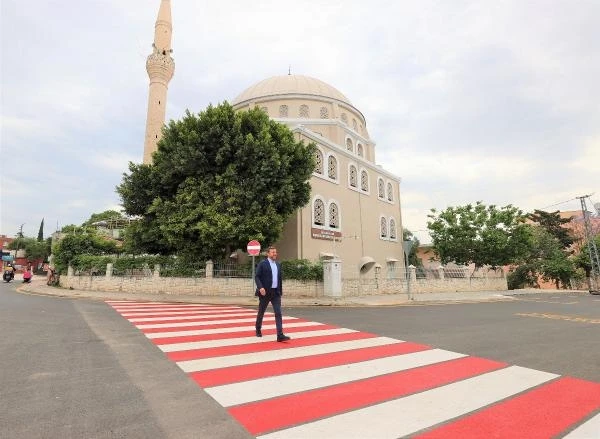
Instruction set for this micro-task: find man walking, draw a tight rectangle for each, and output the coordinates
[255,246,290,342]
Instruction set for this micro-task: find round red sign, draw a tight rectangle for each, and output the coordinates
[247,240,261,256]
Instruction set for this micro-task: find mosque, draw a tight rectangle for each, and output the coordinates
[142,0,406,278]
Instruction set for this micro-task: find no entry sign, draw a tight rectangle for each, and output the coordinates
[247,240,261,256]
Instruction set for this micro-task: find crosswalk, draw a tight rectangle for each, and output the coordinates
[106,301,600,438]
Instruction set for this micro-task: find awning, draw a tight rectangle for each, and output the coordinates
[319,252,339,260]
[386,257,400,263]
[358,256,376,273]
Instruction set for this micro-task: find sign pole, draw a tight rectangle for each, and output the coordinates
[251,255,255,295]
[247,240,261,295]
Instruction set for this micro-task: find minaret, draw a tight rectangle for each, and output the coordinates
[143,0,175,164]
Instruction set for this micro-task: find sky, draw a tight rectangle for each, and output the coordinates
[1,0,599,243]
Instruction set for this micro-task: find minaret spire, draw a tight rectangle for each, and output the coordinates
[143,0,175,164]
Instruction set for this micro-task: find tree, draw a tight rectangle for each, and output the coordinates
[37,218,44,242]
[82,210,125,227]
[402,229,422,267]
[528,209,574,250]
[427,202,532,269]
[117,103,316,260]
[7,237,49,260]
[52,227,118,273]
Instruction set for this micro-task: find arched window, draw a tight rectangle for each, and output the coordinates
[378,178,385,198]
[320,106,329,119]
[299,104,309,118]
[389,218,397,239]
[349,165,358,187]
[361,170,369,192]
[387,182,394,202]
[327,155,338,180]
[357,144,364,157]
[329,202,339,228]
[279,105,288,117]
[313,199,325,225]
[380,217,388,238]
[341,113,348,124]
[346,138,353,152]
[352,119,358,131]
[315,150,324,174]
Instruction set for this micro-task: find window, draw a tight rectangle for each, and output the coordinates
[387,182,394,202]
[349,165,358,187]
[380,217,388,238]
[361,170,369,192]
[341,113,348,124]
[329,202,339,228]
[346,138,353,152]
[389,218,397,239]
[315,149,324,174]
[357,144,364,157]
[327,155,338,180]
[378,178,385,199]
[313,199,325,225]
[299,104,309,118]
[279,105,288,117]
[320,106,329,119]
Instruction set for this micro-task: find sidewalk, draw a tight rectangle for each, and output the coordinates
[15,276,589,306]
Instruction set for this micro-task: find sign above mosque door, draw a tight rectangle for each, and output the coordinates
[311,228,342,241]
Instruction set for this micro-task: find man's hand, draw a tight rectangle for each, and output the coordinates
[259,288,266,296]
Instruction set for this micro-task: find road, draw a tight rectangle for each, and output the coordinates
[1,282,598,438]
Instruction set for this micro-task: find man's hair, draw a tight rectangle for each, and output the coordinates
[267,246,277,252]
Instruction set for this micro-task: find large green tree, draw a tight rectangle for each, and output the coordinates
[528,209,574,250]
[7,237,49,261]
[402,229,422,267]
[117,103,316,260]
[427,202,531,269]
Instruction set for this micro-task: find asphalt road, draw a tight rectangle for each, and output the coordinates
[285,293,600,382]
[0,281,253,439]
[1,282,598,438]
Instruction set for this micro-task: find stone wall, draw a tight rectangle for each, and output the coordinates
[60,272,506,297]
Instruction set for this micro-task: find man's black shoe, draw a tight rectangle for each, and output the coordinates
[256,329,262,337]
[277,334,291,342]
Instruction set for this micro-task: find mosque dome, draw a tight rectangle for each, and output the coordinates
[232,74,353,107]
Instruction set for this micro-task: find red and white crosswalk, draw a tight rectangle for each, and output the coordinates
[106,300,600,438]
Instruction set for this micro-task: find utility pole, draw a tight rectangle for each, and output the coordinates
[577,194,600,293]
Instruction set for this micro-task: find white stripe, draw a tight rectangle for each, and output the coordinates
[563,413,600,438]
[257,366,558,439]
[129,311,258,322]
[136,315,285,329]
[113,304,227,310]
[119,306,240,316]
[177,337,401,373]
[107,301,179,305]
[209,348,464,406]
[159,328,356,352]
[123,308,247,317]
[145,321,323,339]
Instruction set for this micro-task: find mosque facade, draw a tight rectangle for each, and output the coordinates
[143,1,406,277]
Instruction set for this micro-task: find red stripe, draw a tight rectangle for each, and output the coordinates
[191,341,431,387]
[130,313,258,326]
[229,356,506,436]
[415,376,600,439]
[139,317,303,334]
[167,332,377,362]
[115,305,239,311]
[122,309,251,319]
[151,324,335,345]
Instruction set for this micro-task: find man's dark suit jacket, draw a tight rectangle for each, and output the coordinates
[255,258,283,297]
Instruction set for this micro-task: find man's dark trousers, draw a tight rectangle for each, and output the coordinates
[256,288,283,336]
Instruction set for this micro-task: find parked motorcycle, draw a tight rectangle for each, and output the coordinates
[3,270,15,282]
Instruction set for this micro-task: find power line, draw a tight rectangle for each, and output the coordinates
[539,197,578,210]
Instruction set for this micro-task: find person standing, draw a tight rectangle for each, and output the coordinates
[255,246,290,342]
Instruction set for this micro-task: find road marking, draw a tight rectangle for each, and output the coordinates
[108,301,600,438]
[516,313,600,324]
